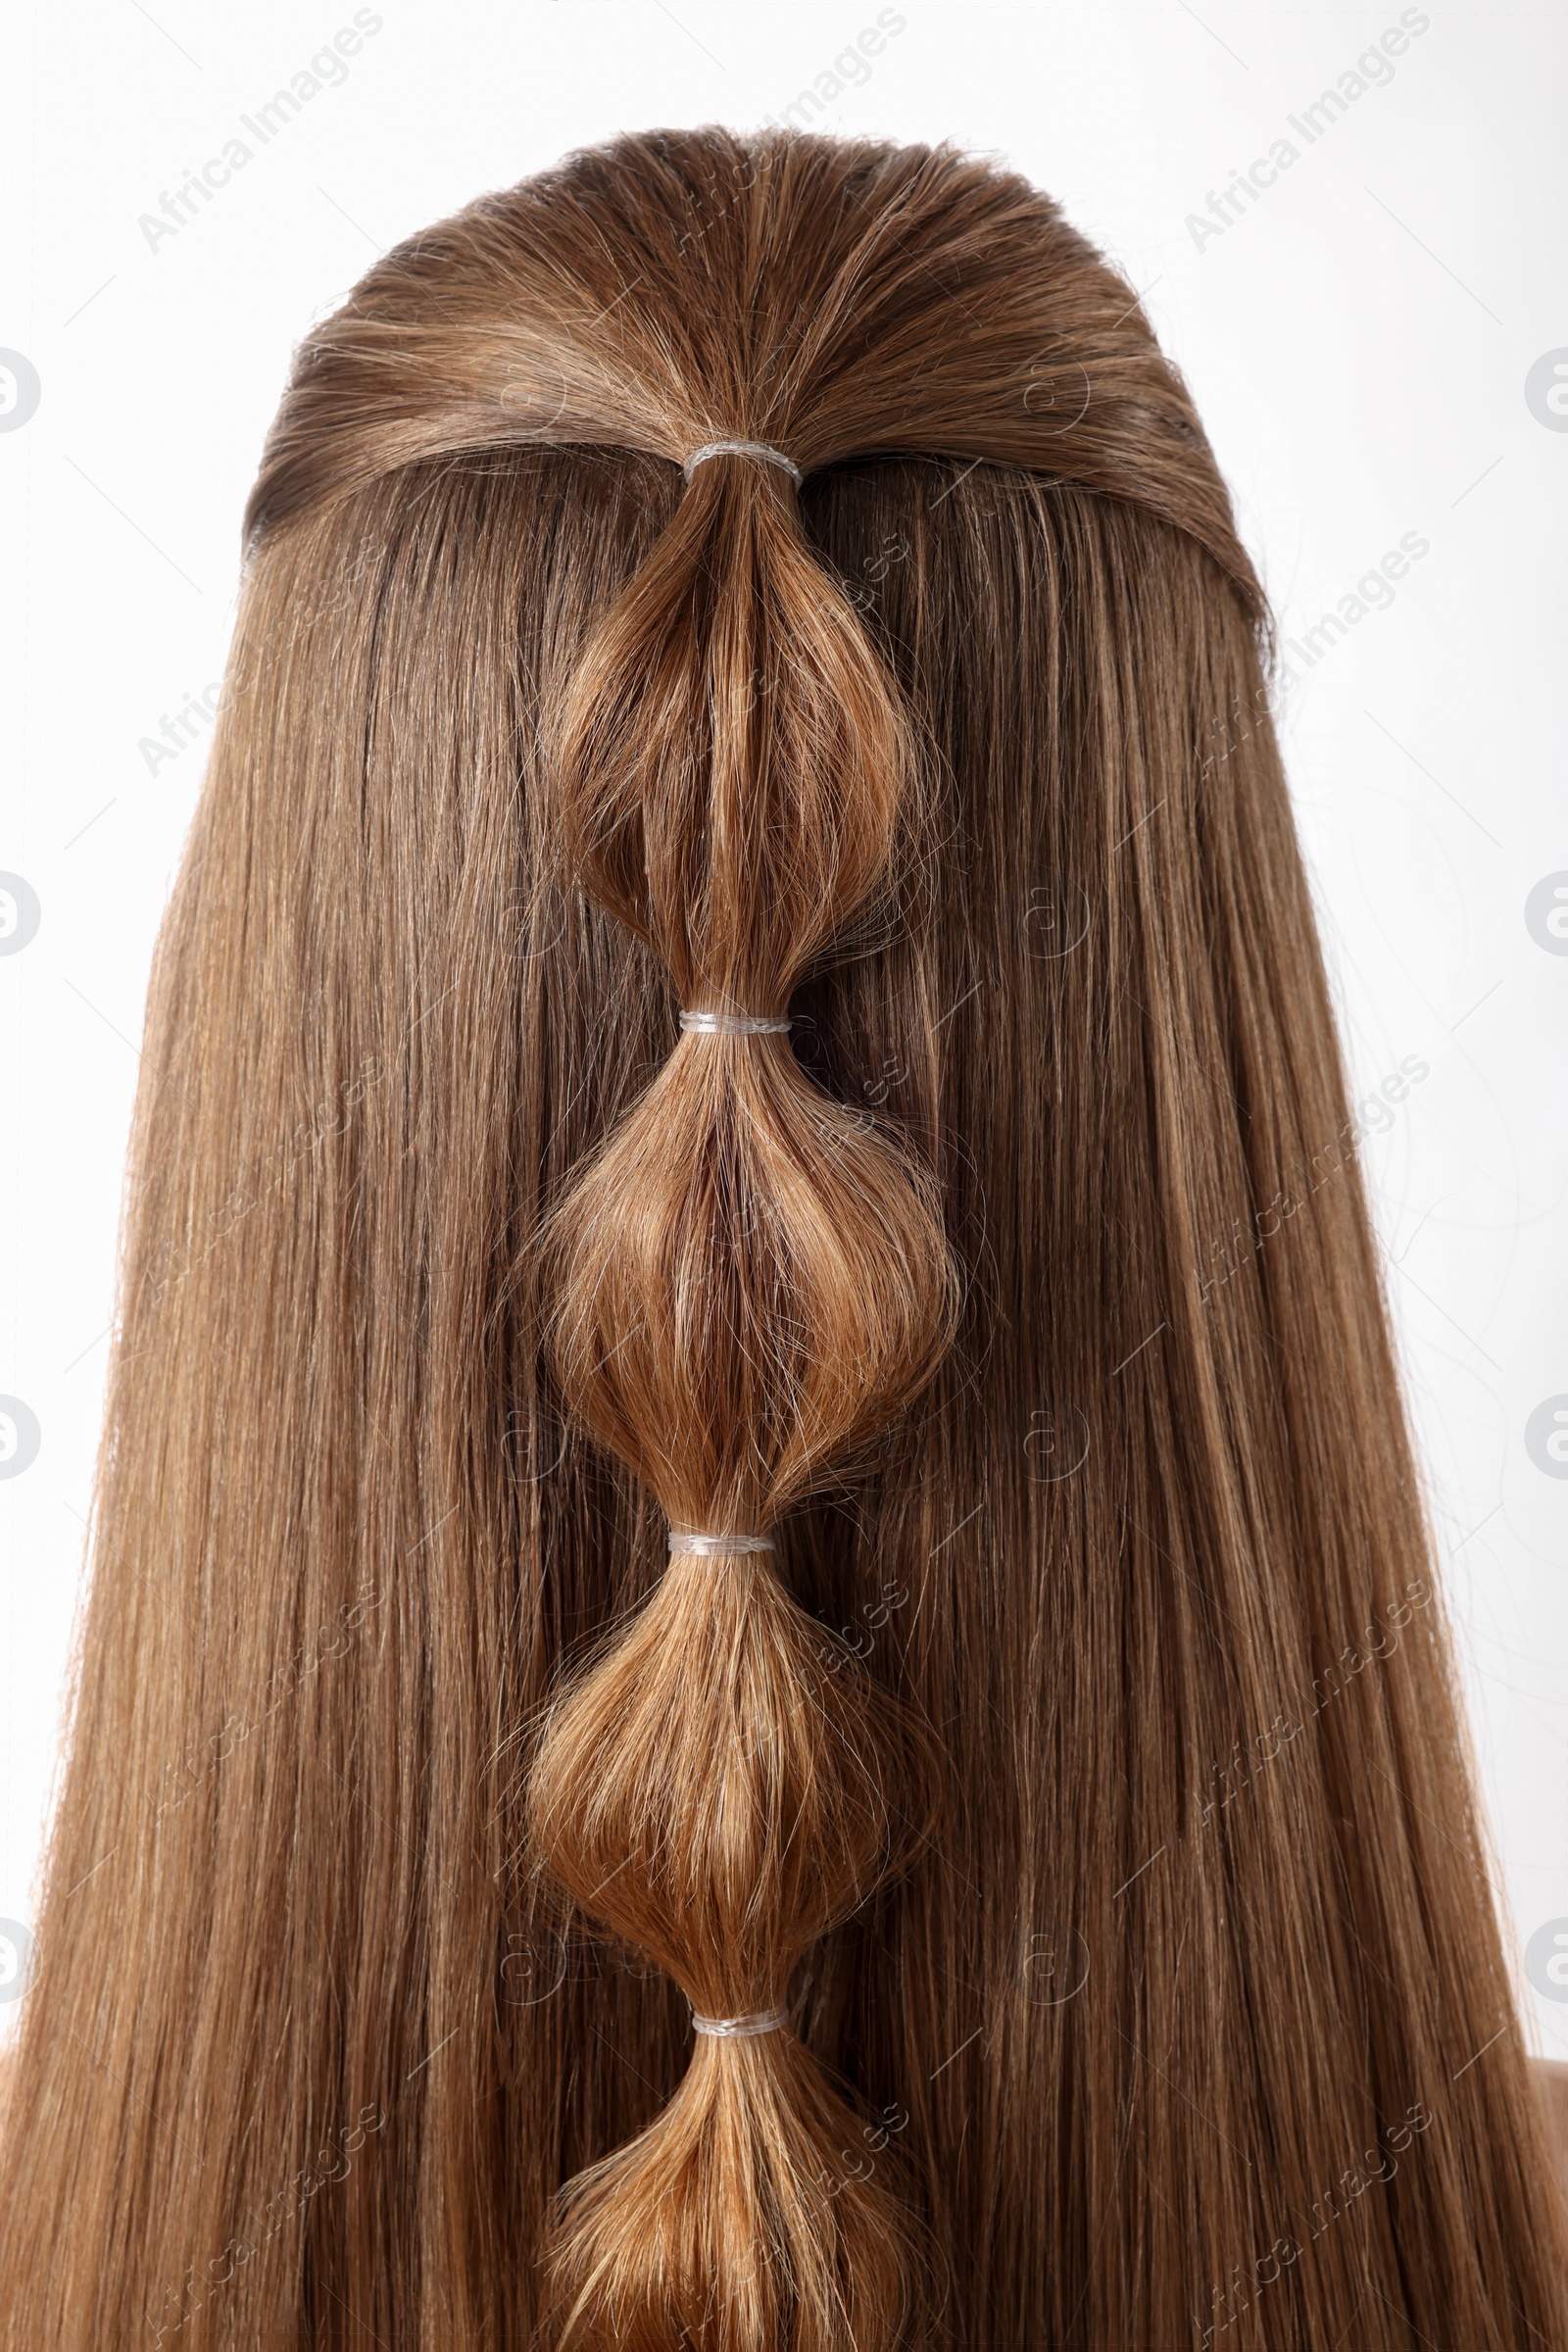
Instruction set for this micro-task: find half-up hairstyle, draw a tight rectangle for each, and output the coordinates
[0,126,1563,2352]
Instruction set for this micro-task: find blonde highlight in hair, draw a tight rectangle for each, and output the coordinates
[0,125,1562,2352]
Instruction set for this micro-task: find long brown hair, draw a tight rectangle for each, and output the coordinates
[0,126,1560,2351]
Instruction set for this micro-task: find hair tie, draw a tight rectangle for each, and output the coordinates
[691,2006,791,2039]
[683,440,803,487]
[667,1530,776,1558]
[679,1009,792,1036]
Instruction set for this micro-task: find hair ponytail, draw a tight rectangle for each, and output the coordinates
[523,443,956,2347]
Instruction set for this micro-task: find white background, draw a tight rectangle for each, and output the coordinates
[1,1,1564,2052]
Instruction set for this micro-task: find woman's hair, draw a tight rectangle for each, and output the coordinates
[0,126,1560,2352]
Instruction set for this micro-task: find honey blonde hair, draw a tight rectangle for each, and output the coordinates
[0,126,1562,2352]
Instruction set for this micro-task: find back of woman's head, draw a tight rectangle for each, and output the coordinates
[0,124,1561,2352]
